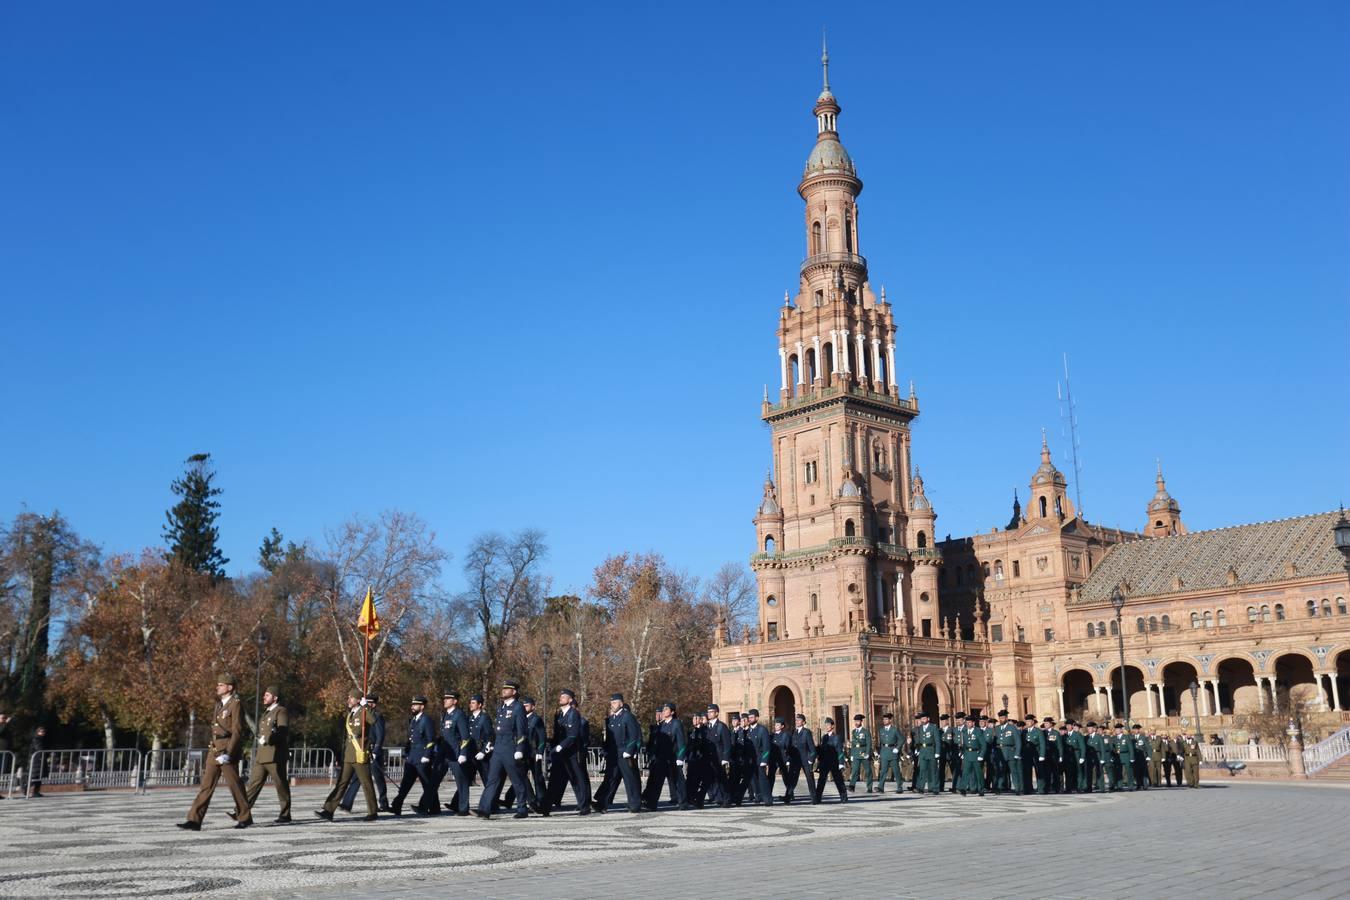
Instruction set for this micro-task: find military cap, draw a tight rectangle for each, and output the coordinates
[263,685,279,697]
[216,673,237,686]
[823,717,834,725]
[611,692,624,702]
[366,695,378,704]
[1065,719,1076,726]
[522,696,536,705]
[1113,722,1125,728]
[502,679,520,690]
[470,693,484,703]
[443,690,460,700]
[560,688,576,699]
[774,717,784,725]
[1086,721,1098,728]
[996,709,1009,717]
[914,712,926,719]
[978,715,989,721]
[746,708,759,716]
[730,712,741,720]
[939,714,950,721]
[795,713,806,720]
[411,695,428,705]
[348,689,362,701]
[955,711,967,718]
[661,701,678,712]
[1131,723,1142,730]
[964,714,976,722]
[853,713,864,721]
[706,703,719,711]
[882,712,894,720]
[1024,715,1038,723]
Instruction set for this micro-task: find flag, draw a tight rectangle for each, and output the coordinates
[356,587,380,636]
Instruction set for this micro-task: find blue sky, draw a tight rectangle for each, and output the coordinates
[3,2,1347,597]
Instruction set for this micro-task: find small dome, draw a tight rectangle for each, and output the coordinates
[759,496,781,516]
[911,493,931,511]
[839,480,861,498]
[804,138,855,177]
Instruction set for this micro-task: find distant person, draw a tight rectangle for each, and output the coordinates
[28,726,47,798]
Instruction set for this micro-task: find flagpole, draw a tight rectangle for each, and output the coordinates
[361,587,371,749]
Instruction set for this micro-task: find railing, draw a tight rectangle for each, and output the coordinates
[584,747,649,777]
[801,251,867,270]
[1303,725,1350,775]
[1199,744,1288,764]
[28,748,141,793]
[289,747,337,783]
[143,748,208,788]
[0,751,15,798]
[382,746,404,784]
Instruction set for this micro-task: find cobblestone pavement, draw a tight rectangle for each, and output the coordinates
[0,782,1342,898]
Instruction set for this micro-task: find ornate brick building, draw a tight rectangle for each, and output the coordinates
[708,52,1350,746]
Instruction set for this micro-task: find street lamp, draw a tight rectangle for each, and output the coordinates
[540,643,553,707]
[1189,681,1204,742]
[1111,587,1129,723]
[1333,506,1350,573]
[253,628,269,736]
[1001,693,1009,713]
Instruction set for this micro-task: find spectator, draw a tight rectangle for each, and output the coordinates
[28,726,47,798]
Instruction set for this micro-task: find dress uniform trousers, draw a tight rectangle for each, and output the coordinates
[187,757,252,824]
[323,760,376,815]
[342,749,389,810]
[391,758,438,812]
[544,751,593,811]
[595,753,643,811]
[243,757,291,817]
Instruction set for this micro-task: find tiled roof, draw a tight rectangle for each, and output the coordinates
[1076,510,1346,604]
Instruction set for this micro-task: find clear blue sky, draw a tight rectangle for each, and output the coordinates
[3,2,1347,597]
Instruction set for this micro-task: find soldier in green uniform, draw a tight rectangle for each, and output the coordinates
[875,713,902,793]
[1083,721,1107,792]
[238,685,290,823]
[316,691,378,820]
[994,710,1022,795]
[1178,729,1201,788]
[1131,724,1151,789]
[1147,728,1165,788]
[958,714,986,796]
[1023,715,1047,793]
[1064,719,1086,793]
[847,714,873,793]
[1112,722,1135,791]
[913,712,942,794]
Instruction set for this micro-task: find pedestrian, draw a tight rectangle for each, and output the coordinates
[315,691,378,821]
[541,689,591,815]
[475,680,531,819]
[389,696,438,817]
[27,725,47,798]
[234,685,290,823]
[177,674,252,831]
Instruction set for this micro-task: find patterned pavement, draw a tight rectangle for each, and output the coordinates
[0,782,1342,898]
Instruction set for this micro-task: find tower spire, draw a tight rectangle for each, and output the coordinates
[821,29,830,92]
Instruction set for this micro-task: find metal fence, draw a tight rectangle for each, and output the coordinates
[0,751,15,798]
[143,748,209,788]
[28,748,141,793]
[289,746,336,783]
[585,747,648,777]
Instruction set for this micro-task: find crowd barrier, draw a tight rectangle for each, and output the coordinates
[0,751,15,798]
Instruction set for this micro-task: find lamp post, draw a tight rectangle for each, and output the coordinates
[1111,588,1129,723]
[540,643,553,708]
[1333,506,1350,574]
[1189,680,1204,742]
[1001,693,1009,714]
[253,628,269,737]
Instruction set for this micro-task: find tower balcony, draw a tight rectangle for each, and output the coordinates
[800,250,867,279]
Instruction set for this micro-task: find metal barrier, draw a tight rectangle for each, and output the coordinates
[28,748,141,793]
[0,751,15,798]
[382,746,404,784]
[585,747,649,777]
[289,746,336,783]
[143,748,208,788]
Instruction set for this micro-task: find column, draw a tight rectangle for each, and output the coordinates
[1146,683,1157,718]
[871,337,882,390]
[1208,679,1221,716]
[1331,673,1343,712]
[839,330,851,373]
[812,335,822,385]
[778,347,788,392]
[829,332,840,374]
[886,341,897,389]
[1057,688,1065,721]
[855,332,866,383]
[794,342,805,385]
[1268,678,1279,713]
[1198,682,1210,716]
[1104,686,1114,718]
[1319,673,1331,711]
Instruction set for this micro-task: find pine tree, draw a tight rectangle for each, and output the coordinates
[163,453,228,580]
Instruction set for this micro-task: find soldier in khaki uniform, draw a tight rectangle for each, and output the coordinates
[178,675,252,830]
[1179,729,1202,788]
[316,691,378,821]
[236,685,290,823]
[1147,729,1166,788]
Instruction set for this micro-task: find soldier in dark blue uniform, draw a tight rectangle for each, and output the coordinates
[541,688,592,815]
[389,696,438,816]
[768,717,791,801]
[704,704,732,807]
[643,701,688,811]
[728,712,749,805]
[745,709,772,807]
[684,713,708,807]
[435,691,472,816]
[474,680,531,819]
[592,694,643,813]
[447,694,492,811]
[504,697,547,811]
[812,717,848,803]
[787,713,816,803]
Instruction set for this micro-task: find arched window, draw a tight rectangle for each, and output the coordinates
[844,519,856,537]
[954,566,963,586]
[1216,610,1227,627]
[1109,619,1119,636]
[994,560,1004,579]
[1338,597,1347,615]
[805,348,818,385]
[822,344,834,386]
[1307,600,1318,617]
[1148,616,1158,632]
[1161,615,1171,631]
[789,354,801,397]
[1260,605,1271,623]
[1190,612,1201,629]
[1203,611,1214,628]
[1085,623,1095,638]
[1039,496,1048,518]
[1322,599,1333,617]
[811,221,822,254]
[810,593,818,612]
[1247,606,1258,624]
[764,535,776,554]
[1055,497,1064,518]
[982,563,991,578]
[844,214,853,252]
[916,531,927,549]
[1097,620,1106,636]
[1013,560,1021,577]
[1136,617,1146,633]
[1275,603,1286,620]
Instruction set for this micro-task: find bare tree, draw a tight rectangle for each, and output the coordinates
[454,529,548,694]
[703,561,755,642]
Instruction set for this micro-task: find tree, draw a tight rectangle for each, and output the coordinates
[163,453,228,580]
[454,529,548,695]
[703,561,756,642]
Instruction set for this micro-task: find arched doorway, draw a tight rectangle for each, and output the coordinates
[1161,661,1200,717]
[1107,665,1147,722]
[1274,653,1322,713]
[920,684,940,719]
[1216,657,1258,714]
[769,685,796,730]
[1061,669,1095,722]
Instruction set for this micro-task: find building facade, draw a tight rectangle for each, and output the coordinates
[708,55,1350,745]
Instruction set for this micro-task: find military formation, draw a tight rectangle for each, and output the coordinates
[177,676,1203,830]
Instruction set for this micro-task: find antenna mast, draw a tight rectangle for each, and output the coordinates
[1058,352,1085,517]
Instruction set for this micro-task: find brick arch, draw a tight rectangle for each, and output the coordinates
[913,674,952,717]
[1058,664,1097,684]
[1268,648,1320,671]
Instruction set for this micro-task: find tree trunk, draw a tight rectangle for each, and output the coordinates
[102,709,116,750]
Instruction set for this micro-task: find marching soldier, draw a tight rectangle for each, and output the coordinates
[876,713,902,793]
[504,696,547,811]
[1024,715,1048,793]
[389,695,438,816]
[237,684,290,824]
[1165,732,1183,786]
[1179,729,1202,788]
[899,733,915,791]
[958,714,986,797]
[787,712,816,803]
[644,701,689,810]
[812,717,848,803]
[340,695,389,813]
[768,718,791,801]
[939,714,958,792]
[445,693,489,813]
[994,709,1022,795]
[436,691,472,816]
[847,713,873,794]
[1042,718,1061,793]
[729,712,750,805]
[913,711,942,794]
[1132,724,1151,789]
[705,704,732,807]
[178,674,252,831]
[745,709,772,807]
[1083,722,1106,792]
[316,691,378,821]
[1112,722,1135,790]
[476,680,531,819]
[1063,719,1085,793]
[541,688,592,815]
[592,694,643,813]
[1148,728,1165,788]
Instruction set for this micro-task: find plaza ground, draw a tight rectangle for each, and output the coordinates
[0,781,1343,898]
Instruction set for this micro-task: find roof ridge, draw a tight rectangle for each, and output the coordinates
[1145,509,1339,540]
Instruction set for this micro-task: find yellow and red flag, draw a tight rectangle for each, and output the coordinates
[356,587,380,636]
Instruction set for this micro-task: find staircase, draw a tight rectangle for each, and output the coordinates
[1304,725,1350,778]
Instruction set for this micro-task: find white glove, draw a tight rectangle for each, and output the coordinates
[622,752,632,759]
[760,763,768,770]
[838,764,844,770]
[420,757,430,764]
[554,745,562,753]
[721,759,729,765]
[475,752,485,761]
[677,760,685,768]
[978,757,984,762]
[258,736,267,745]
[1039,756,1045,761]
[514,750,523,760]
[458,755,467,764]
[215,754,230,765]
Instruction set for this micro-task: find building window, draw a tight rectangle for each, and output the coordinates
[982,563,990,578]
[844,519,856,537]
[810,593,818,612]
[812,221,822,254]
[1216,609,1226,627]
[1307,600,1317,617]
[1039,496,1048,518]
[916,531,927,549]
[1013,560,1021,578]
[1085,623,1095,638]
[1204,611,1214,628]
[804,461,818,484]
[767,622,779,641]
[991,624,1003,642]
[1097,620,1106,636]
[1338,597,1347,615]
[1247,606,1258,624]
[1148,616,1158,632]
[922,618,932,637]
[994,560,1004,580]
[1275,603,1286,620]
[1260,605,1271,623]
[1161,614,1171,630]
[1016,626,1026,642]
[1322,599,1333,617]
[764,535,776,554]
[1044,628,1054,642]
[1190,612,1201,629]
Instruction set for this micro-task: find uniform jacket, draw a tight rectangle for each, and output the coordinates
[1065,730,1086,760]
[255,703,289,764]
[816,731,845,770]
[439,706,471,759]
[613,707,643,758]
[1025,726,1048,760]
[914,722,942,758]
[707,719,732,764]
[552,706,586,757]
[746,722,770,766]
[770,729,791,764]
[492,700,529,755]
[211,694,245,762]
[1086,732,1108,760]
[849,727,872,760]
[469,709,493,755]
[960,727,987,756]
[343,706,373,765]
[525,711,548,760]
[878,725,901,759]
[407,712,437,762]
[791,726,816,767]
[1179,736,1201,760]
[655,716,688,763]
[995,722,1020,757]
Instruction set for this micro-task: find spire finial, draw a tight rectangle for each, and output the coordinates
[821,28,830,92]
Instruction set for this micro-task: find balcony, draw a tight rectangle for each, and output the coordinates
[801,251,867,272]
